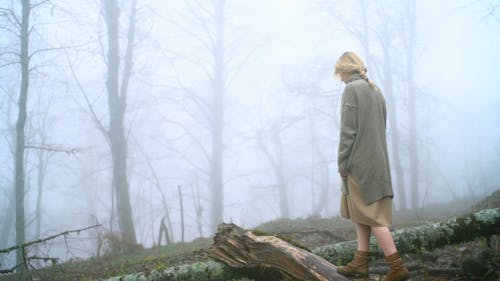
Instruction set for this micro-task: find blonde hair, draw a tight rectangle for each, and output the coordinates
[334,51,377,90]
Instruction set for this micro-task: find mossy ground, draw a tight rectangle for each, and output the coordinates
[1,190,498,281]
[0,238,212,281]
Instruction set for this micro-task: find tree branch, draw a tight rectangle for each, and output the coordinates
[0,224,101,254]
[24,144,80,154]
[64,50,109,139]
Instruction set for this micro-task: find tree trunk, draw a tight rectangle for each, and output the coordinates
[14,0,30,272]
[98,261,244,281]
[103,0,137,244]
[314,154,330,216]
[210,0,226,234]
[157,216,170,246]
[405,0,419,210]
[138,142,174,243]
[1,103,15,254]
[273,125,290,219]
[257,125,290,219]
[35,144,49,240]
[0,191,14,250]
[178,185,185,243]
[381,40,408,211]
[209,223,349,281]
[193,177,204,238]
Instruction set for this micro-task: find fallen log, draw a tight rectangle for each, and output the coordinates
[97,261,245,281]
[314,208,500,264]
[208,223,349,281]
[96,208,499,281]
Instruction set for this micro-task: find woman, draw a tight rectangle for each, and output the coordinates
[335,51,409,281]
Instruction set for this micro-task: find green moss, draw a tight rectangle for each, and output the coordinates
[251,229,271,237]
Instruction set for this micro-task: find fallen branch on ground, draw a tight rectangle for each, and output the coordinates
[0,224,101,254]
[0,225,101,275]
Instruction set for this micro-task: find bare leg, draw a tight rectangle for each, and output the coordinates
[372,226,397,256]
[355,223,371,251]
[337,223,371,277]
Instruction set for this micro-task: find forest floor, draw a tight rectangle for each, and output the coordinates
[1,190,499,281]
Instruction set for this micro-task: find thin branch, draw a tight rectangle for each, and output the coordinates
[24,144,80,155]
[64,50,109,139]
[172,64,212,122]
[0,262,24,274]
[28,45,71,60]
[31,0,51,10]
[0,61,19,68]
[0,224,101,254]
[0,25,20,37]
[162,119,211,163]
[3,7,22,28]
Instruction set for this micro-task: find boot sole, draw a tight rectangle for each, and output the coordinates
[382,275,411,281]
[337,270,369,278]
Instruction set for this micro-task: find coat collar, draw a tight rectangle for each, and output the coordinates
[347,74,363,84]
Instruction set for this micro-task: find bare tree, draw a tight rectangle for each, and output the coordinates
[1,0,82,270]
[402,0,420,209]
[31,100,53,242]
[160,0,255,233]
[0,91,17,253]
[257,123,290,219]
[102,0,138,244]
[210,0,226,233]
[177,185,185,242]
[12,0,31,272]
[66,0,140,244]
[133,137,174,243]
[191,176,204,238]
[255,89,305,218]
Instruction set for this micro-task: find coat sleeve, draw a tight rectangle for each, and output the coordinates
[338,86,358,173]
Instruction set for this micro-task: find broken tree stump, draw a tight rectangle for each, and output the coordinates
[208,223,350,281]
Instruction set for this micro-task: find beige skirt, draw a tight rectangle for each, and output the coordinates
[340,174,392,226]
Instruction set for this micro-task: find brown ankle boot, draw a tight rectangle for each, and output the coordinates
[382,252,410,281]
[337,250,369,278]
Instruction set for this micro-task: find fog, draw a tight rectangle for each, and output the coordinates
[0,0,499,267]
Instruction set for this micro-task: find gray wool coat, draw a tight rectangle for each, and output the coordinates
[338,74,394,204]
